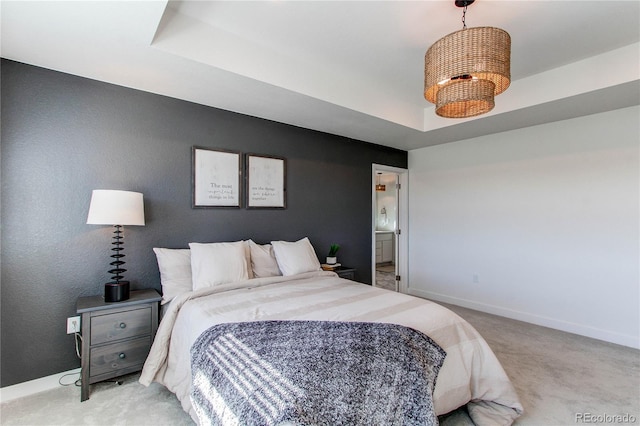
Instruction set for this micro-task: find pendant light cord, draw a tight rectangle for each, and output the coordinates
[462,3,468,29]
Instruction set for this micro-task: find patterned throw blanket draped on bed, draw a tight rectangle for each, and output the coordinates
[190,320,446,426]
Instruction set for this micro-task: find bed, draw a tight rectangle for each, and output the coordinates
[139,239,523,425]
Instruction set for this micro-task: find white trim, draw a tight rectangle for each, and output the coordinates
[0,368,81,403]
[409,288,640,349]
[371,164,409,293]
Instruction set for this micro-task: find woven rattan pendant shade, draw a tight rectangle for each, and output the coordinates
[424,26,511,118]
[436,78,495,118]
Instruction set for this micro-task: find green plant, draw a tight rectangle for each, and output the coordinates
[328,244,340,257]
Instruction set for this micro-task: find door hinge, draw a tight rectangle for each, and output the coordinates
[395,275,401,281]
[396,183,401,189]
[395,229,401,235]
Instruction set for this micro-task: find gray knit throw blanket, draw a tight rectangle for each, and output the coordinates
[190,320,446,426]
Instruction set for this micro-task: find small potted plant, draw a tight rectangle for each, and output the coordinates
[326,244,340,265]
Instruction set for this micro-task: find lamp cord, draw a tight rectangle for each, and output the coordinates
[74,331,83,359]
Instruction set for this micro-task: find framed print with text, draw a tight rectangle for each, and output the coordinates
[246,154,286,209]
[192,146,241,208]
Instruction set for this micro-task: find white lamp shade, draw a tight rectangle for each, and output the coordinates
[87,190,145,226]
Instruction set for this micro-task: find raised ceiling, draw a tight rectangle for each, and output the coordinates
[1,1,638,150]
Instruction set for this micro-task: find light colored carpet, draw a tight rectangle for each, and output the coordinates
[0,376,192,426]
[2,303,638,425]
[448,304,640,425]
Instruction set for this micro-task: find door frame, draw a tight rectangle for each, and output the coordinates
[371,164,409,293]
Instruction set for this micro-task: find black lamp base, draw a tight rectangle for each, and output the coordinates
[105,281,130,302]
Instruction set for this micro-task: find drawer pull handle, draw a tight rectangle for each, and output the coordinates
[119,353,126,359]
[119,322,126,329]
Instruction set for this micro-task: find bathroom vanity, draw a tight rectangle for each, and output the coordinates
[375,231,394,264]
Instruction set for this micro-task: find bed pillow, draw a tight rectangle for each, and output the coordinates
[248,240,282,278]
[271,237,321,276]
[152,248,192,305]
[189,241,249,290]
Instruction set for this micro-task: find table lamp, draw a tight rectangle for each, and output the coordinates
[87,190,145,302]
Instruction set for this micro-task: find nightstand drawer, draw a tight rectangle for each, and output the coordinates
[90,336,151,377]
[90,307,151,345]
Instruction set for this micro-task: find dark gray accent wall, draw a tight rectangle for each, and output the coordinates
[0,59,407,386]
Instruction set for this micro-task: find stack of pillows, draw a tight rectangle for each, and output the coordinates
[153,237,322,305]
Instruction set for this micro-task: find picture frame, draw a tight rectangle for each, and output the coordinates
[245,154,286,209]
[192,146,242,208]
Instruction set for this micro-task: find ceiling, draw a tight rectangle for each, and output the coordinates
[1,1,639,151]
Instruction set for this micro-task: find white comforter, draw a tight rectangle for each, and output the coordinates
[140,271,522,425]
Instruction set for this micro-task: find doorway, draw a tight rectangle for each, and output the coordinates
[371,164,408,293]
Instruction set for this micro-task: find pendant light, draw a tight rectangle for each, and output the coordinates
[376,172,386,192]
[424,0,511,118]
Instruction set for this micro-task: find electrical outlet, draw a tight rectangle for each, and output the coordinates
[67,316,81,334]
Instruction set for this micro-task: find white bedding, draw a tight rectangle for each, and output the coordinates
[140,271,523,425]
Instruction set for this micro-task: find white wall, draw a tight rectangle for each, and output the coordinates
[408,106,639,348]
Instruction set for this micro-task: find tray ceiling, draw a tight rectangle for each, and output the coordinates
[2,1,638,150]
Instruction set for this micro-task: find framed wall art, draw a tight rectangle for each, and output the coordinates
[246,154,286,209]
[192,146,242,208]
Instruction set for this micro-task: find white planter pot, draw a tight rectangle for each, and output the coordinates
[326,256,337,265]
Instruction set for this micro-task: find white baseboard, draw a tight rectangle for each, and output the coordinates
[408,288,640,349]
[0,368,81,403]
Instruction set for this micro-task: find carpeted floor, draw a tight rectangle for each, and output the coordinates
[440,303,640,426]
[1,301,638,425]
[0,375,193,425]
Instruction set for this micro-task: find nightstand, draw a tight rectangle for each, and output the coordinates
[334,266,357,280]
[76,289,161,401]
